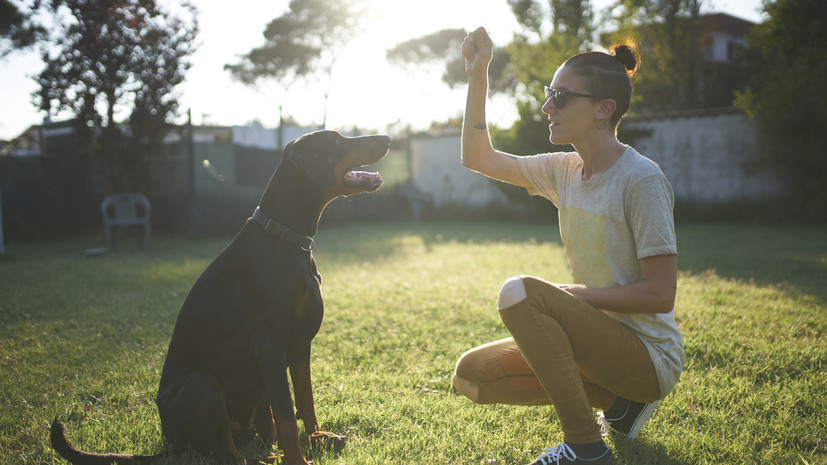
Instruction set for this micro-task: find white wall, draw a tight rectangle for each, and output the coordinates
[232,124,314,150]
[624,110,783,203]
[410,133,508,208]
[409,112,781,209]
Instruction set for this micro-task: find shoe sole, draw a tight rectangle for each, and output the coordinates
[625,400,658,439]
[597,400,659,440]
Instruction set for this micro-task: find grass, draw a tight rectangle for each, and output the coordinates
[0,221,825,465]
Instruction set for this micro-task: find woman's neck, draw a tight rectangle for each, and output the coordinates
[573,133,627,182]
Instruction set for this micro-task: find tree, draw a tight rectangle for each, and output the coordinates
[601,0,705,112]
[492,0,592,156]
[736,0,827,220]
[508,0,594,46]
[386,28,514,93]
[550,0,594,45]
[387,29,468,88]
[36,0,198,192]
[225,0,364,128]
[601,1,757,113]
[496,33,581,154]
[0,0,45,57]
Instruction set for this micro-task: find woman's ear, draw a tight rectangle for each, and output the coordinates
[595,98,617,121]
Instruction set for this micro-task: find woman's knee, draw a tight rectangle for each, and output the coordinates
[497,276,528,309]
[452,348,485,403]
[498,275,571,309]
[453,339,516,404]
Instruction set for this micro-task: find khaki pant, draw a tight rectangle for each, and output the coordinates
[452,276,660,444]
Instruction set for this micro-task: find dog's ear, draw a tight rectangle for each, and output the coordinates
[286,140,337,187]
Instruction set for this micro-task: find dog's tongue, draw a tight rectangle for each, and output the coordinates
[345,170,379,182]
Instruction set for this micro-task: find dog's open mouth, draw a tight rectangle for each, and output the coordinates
[344,169,383,190]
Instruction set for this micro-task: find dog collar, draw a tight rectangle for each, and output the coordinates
[252,207,315,251]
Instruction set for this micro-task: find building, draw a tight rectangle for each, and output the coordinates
[601,12,756,111]
[698,13,754,64]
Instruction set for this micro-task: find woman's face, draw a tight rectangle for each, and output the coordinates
[542,66,602,146]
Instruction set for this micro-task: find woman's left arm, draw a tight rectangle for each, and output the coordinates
[562,254,677,314]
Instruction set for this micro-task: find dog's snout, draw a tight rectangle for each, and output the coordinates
[373,135,391,154]
[351,134,390,151]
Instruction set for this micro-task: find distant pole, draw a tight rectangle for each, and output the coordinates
[278,105,284,153]
[0,181,5,256]
[322,94,329,129]
[187,109,196,232]
[322,57,337,129]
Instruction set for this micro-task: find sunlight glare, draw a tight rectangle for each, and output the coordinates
[318,0,521,132]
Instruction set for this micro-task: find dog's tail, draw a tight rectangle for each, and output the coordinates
[50,419,160,465]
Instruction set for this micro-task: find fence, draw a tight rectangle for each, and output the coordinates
[0,111,793,243]
[0,136,414,241]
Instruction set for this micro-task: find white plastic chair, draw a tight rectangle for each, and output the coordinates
[101,193,152,251]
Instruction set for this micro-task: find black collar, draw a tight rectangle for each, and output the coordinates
[252,206,314,251]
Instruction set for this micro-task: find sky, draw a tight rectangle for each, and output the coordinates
[0,0,766,141]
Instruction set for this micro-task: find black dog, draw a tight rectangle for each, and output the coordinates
[51,130,391,465]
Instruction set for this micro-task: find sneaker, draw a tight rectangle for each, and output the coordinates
[528,443,614,465]
[597,399,659,440]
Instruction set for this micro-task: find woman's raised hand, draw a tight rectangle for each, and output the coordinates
[462,27,494,78]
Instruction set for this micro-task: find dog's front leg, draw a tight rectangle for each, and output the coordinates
[254,337,309,465]
[290,345,347,450]
[289,344,319,433]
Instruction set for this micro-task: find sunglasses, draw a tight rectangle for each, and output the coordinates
[544,86,610,109]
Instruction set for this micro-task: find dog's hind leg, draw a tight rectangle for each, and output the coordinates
[253,399,278,446]
[158,373,245,464]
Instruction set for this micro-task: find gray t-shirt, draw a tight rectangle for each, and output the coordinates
[515,146,684,398]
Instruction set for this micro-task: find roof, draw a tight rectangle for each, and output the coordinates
[699,13,756,36]
[624,106,743,122]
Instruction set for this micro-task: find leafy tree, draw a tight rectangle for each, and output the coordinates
[385,0,592,115]
[225,0,364,127]
[736,0,827,220]
[0,0,45,57]
[36,0,198,192]
[387,29,468,88]
[508,0,547,37]
[601,0,703,112]
[550,0,594,45]
[492,0,590,156]
[386,28,513,93]
[508,0,594,45]
[496,33,581,155]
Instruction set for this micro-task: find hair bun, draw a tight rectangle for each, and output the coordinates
[611,43,640,76]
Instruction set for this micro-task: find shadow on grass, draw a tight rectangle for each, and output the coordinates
[612,437,689,465]
[319,221,827,304]
[676,223,827,302]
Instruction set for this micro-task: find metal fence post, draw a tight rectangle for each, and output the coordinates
[0,180,5,255]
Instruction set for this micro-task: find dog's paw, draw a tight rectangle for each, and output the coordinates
[309,430,347,450]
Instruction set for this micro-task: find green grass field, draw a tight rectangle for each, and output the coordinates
[0,221,824,464]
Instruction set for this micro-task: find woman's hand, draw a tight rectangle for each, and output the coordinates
[462,27,493,79]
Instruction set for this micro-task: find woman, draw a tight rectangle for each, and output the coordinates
[452,27,685,465]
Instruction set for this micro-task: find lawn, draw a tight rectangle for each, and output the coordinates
[0,221,824,464]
